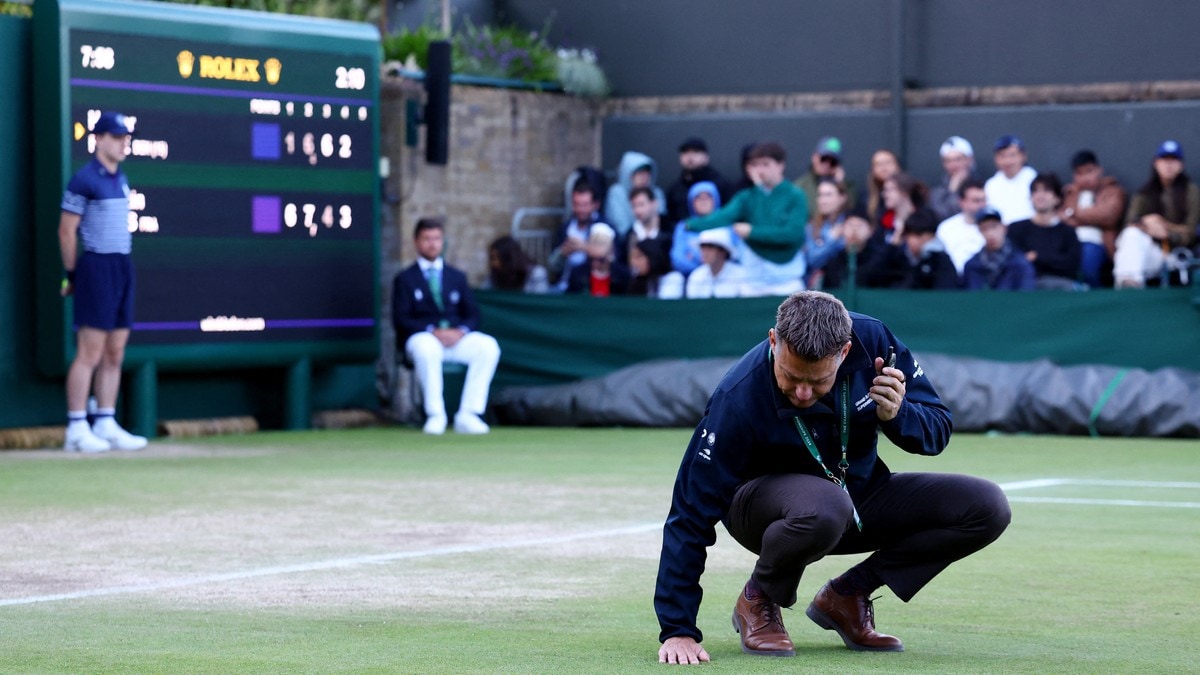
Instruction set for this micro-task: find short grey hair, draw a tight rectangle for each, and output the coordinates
[774,291,852,361]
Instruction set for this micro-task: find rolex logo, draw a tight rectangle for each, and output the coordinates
[264,58,282,85]
[177,50,195,78]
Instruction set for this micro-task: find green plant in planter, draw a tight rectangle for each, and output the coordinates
[452,17,558,83]
[382,23,446,72]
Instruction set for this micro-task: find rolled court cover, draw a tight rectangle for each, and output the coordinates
[493,354,1200,438]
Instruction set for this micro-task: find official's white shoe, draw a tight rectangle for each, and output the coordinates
[423,413,448,435]
[64,425,111,453]
[453,412,490,435]
[92,418,148,451]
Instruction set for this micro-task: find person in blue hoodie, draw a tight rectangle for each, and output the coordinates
[655,291,1011,665]
[605,150,667,239]
[669,181,735,277]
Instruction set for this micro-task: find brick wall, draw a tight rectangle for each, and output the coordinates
[381,78,601,288]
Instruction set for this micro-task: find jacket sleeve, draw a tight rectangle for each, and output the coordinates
[655,389,753,643]
[392,270,432,341]
[876,332,953,456]
[1073,183,1127,231]
[686,190,748,232]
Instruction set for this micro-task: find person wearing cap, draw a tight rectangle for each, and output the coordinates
[961,207,1036,291]
[1007,173,1082,290]
[935,179,988,274]
[566,222,632,296]
[393,218,500,435]
[1061,150,1126,288]
[665,137,733,228]
[894,210,960,290]
[604,150,667,239]
[928,136,978,222]
[685,227,746,298]
[58,111,148,453]
[983,134,1037,225]
[794,136,858,214]
[1112,140,1200,288]
[655,290,1010,664]
[686,141,809,296]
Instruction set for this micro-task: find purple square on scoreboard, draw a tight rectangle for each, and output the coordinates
[251,122,281,160]
[252,196,281,233]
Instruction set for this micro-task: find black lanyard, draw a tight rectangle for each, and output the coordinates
[792,379,862,531]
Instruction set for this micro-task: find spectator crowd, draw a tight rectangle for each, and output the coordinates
[487,133,1200,296]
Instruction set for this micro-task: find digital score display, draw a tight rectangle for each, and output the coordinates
[34,0,381,374]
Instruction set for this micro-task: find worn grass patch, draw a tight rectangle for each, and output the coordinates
[1,429,1197,673]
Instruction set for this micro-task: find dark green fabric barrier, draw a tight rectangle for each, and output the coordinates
[476,288,1199,391]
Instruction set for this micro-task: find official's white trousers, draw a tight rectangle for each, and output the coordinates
[405,331,501,417]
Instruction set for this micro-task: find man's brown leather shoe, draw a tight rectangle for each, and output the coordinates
[805,581,904,652]
[731,581,795,657]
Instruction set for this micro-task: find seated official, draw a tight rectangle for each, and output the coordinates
[392,218,500,435]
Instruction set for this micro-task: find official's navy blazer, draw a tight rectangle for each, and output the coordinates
[392,261,480,348]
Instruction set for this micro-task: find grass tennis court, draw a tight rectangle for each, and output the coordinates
[1,428,1197,673]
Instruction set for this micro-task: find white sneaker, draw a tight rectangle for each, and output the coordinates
[64,425,111,453]
[92,419,148,451]
[423,413,447,435]
[454,412,490,435]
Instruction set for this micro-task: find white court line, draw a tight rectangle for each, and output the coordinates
[1008,497,1200,508]
[3,478,1197,608]
[1000,478,1200,509]
[999,479,1068,491]
[0,522,661,608]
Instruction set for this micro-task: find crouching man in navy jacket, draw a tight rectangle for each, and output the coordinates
[393,218,500,435]
[655,291,1010,664]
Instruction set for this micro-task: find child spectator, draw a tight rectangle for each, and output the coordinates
[686,228,746,298]
[962,207,1037,290]
[670,181,728,276]
[895,210,960,290]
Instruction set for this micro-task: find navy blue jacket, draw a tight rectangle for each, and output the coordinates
[392,261,480,348]
[654,313,952,643]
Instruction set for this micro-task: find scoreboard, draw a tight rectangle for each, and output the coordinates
[33,0,380,376]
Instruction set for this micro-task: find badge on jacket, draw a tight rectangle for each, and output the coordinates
[449,290,460,305]
[414,289,424,301]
